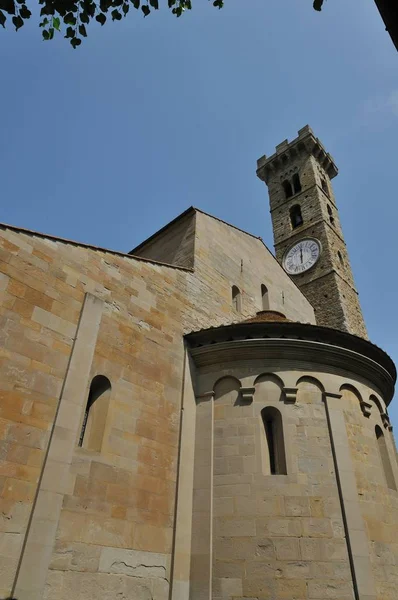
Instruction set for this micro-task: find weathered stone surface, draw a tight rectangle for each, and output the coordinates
[0,144,396,600]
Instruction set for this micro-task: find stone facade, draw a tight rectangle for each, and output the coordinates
[0,129,397,600]
[257,125,367,339]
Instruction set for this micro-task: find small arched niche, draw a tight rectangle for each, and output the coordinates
[213,376,241,406]
[375,425,396,491]
[282,179,293,199]
[79,375,111,452]
[261,284,269,310]
[232,285,242,313]
[296,376,324,406]
[290,204,303,229]
[261,406,287,475]
[327,204,335,226]
[292,173,302,194]
[321,177,329,196]
[340,384,363,411]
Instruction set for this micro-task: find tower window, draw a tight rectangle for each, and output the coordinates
[261,284,269,310]
[261,406,287,475]
[232,285,242,312]
[321,178,329,196]
[79,375,111,452]
[282,180,293,199]
[337,251,344,265]
[290,204,303,229]
[375,425,396,490]
[327,204,335,226]
[292,173,302,194]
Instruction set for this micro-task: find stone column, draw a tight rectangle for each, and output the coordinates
[12,293,104,600]
[189,392,214,600]
[325,393,377,600]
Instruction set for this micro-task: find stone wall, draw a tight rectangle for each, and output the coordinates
[259,132,368,339]
[173,344,397,600]
[0,213,314,599]
[342,387,398,600]
[131,210,196,269]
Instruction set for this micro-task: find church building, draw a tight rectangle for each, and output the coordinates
[0,125,397,600]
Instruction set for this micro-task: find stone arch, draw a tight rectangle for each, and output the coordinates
[339,383,377,418]
[261,405,287,475]
[340,383,363,411]
[369,394,391,429]
[254,373,284,389]
[296,375,325,393]
[79,374,111,452]
[375,425,397,490]
[213,375,241,405]
[254,373,284,403]
[296,376,324,406]
[339,383,362,400]
[369,394,385,418]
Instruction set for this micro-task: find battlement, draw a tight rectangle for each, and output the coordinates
[256,124,338,184]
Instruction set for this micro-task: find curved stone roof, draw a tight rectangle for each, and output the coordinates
[185,315,396,405]
[243,310,290,324]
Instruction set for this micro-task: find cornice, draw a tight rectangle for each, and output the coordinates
[186,323,396,404]
[257,127,338,184]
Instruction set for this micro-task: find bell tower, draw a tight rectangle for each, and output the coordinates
[256,125,367,338]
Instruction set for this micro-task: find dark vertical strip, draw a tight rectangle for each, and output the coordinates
[323,395,360,600]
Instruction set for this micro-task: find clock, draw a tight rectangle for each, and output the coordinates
[283,238,321,275]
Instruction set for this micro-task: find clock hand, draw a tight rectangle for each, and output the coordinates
[300,248,303,263]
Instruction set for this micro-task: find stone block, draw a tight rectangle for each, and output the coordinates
[285,496,310,516]
[215,517,256,537]
[273,537,301,560]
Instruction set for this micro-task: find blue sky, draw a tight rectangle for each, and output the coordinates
[1,1,398,426]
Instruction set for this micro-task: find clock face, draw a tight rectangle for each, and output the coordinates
[283,238,321,275]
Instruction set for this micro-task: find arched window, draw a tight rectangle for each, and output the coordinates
[375,425,396,490]
[232,285,242,312]
[321,178,329,196]
[327,204,335,226]
[261,406,287,475]
[261,284,269,310]
[282,180,293,199]
[337,251,344,266]
[79,375,111,452]
[292,173,302,194]
[290,204,303,229]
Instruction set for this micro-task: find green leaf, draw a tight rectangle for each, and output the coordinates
[149,0,158,8]
[122,2,128,14]
[52,15,60,29]
[95,11,106,23]
[12,14,23,29]
[79,22,87,35]
[80,10,89,22]
[39,17,49,26]
[131,0,139,7]
[0,10,6,27]
[42,28,49,39]
[313,0,324,10]
[65,24,74,37]
[19,4,31,17]
[141,3,149,15]
[70,36,82,48]
[111,7,121,18]
[48,26,54,38]
[168,0,176,6]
